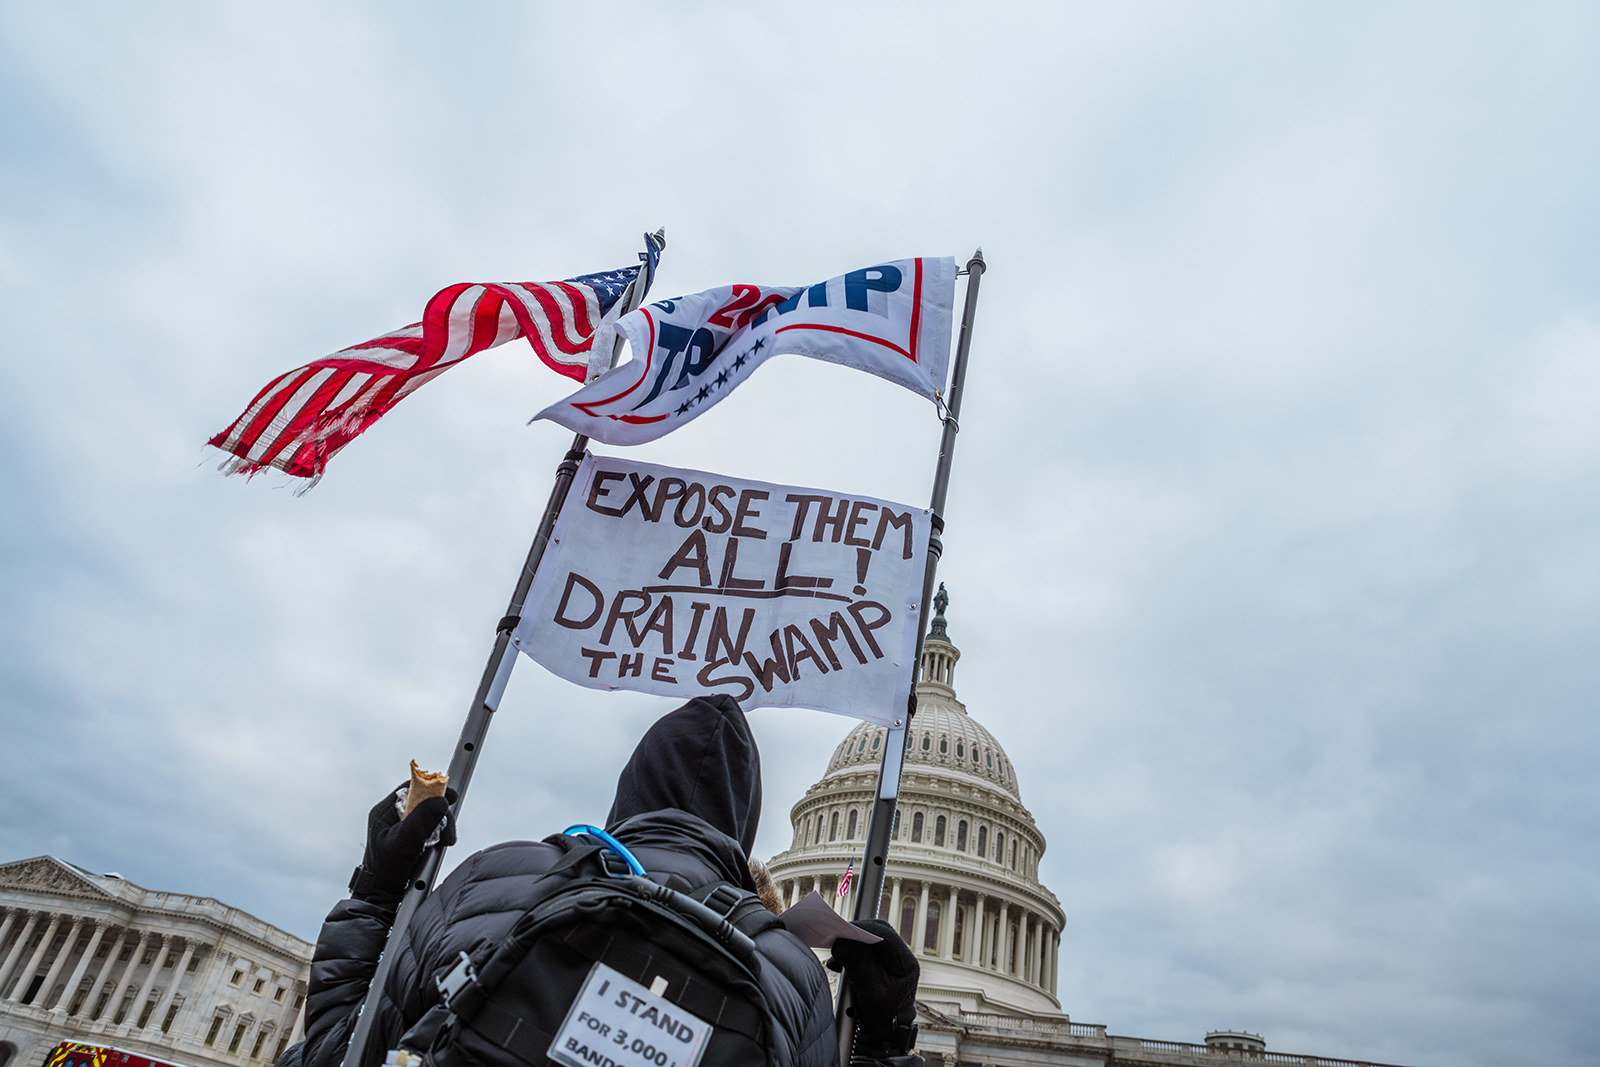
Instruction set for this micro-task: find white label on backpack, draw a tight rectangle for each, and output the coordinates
[548,961,713,1067]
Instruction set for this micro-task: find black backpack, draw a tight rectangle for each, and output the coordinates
[409,830,783,1067]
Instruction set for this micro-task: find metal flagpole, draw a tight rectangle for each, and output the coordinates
[836,248,985,1062]
[339,230,665,1067]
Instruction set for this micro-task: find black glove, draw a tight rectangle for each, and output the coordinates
[828,919,919,1058]
[348,783,457,906]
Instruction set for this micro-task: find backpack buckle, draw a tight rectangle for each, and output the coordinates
[435,951,479,1010]
[562,824,646,877]
[700,883,743,919]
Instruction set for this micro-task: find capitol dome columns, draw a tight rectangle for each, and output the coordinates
[969,894,986,966]
[937,887,957,958]
[994,902,1010,973]
[765,587,1066,1014]
[915,883,931,951]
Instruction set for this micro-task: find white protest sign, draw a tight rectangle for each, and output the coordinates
[548,961,712,1067]
[513,453,929,726]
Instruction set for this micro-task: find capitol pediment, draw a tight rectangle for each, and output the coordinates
[0,855,124,901]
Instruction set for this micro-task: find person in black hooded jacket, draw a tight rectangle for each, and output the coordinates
[297,694,923,1067]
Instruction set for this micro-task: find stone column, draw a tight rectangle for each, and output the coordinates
[85,927,128,1019]
[149,939,195,1032]
[108,930,152,1021]
[130,934,171,1026]
[1033,919,1047,986]
[938,887,957,959]
[1019,916,1032,983]
[0,910,18,958]
[970,894,986,968]
[1048,928,1059,994]
[1004,908,1017,979]
[7,912,62,1002]
[37,915,85,1009]
[991,903,1007,975]
[888,878,904,936]
[913,883,931,955]
[56,920,105,1015]
[0,911,40,995]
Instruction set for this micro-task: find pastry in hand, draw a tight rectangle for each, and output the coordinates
[402,760,448,816]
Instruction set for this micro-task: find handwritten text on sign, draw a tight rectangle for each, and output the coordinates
[514,454,928,725]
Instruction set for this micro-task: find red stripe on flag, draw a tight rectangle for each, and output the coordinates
[255,368,360,469]
[211,269,632,479]
[908,257,924,364]
[524,285,590,356]
[230,366,323,458]
[574,308,658,414]
[774,322,912,359]
[468,289,508,361]
[420,284,476,366]
[348,333,425,356]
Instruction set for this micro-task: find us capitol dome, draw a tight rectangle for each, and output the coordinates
[761,590,1414,1067]
[764,586,1065,1018]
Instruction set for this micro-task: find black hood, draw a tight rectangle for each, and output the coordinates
[605,694,762,855]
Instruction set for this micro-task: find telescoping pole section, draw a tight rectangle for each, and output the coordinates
[836,249,986,1060]
[340,232,664,1067]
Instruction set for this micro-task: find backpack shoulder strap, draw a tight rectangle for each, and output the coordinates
[430,836,612,1022]
[536,832,612,877]
[690,882,784,940]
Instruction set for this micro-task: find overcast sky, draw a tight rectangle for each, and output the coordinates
[3,4,1598,1066]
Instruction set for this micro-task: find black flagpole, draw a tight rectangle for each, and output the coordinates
[338,230,665,1067]
[836,248,985,1062]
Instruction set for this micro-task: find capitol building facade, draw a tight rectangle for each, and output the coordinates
[765,591,1412,1067]
[0,858,310,1067]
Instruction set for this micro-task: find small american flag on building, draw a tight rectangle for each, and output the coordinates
[210,244,658,483]
[837,859,855,899]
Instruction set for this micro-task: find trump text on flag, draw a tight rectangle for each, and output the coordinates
[536,257,956,446]
[514,455,929,725]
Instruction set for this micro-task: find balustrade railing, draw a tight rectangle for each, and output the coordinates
[938,1013,1409,1067]
[1105,1034,1409,1067]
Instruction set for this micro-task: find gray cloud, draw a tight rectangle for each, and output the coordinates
[3,4,1598,1065]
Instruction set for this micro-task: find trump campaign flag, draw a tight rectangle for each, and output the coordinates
[210,246,658,481]
[535,256,956,446]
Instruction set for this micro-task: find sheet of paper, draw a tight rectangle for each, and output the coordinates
[548,961,712,1067]
[779,891,885,949]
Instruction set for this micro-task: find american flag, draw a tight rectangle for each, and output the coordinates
[210,249,657,482]
[837,859,855,899]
